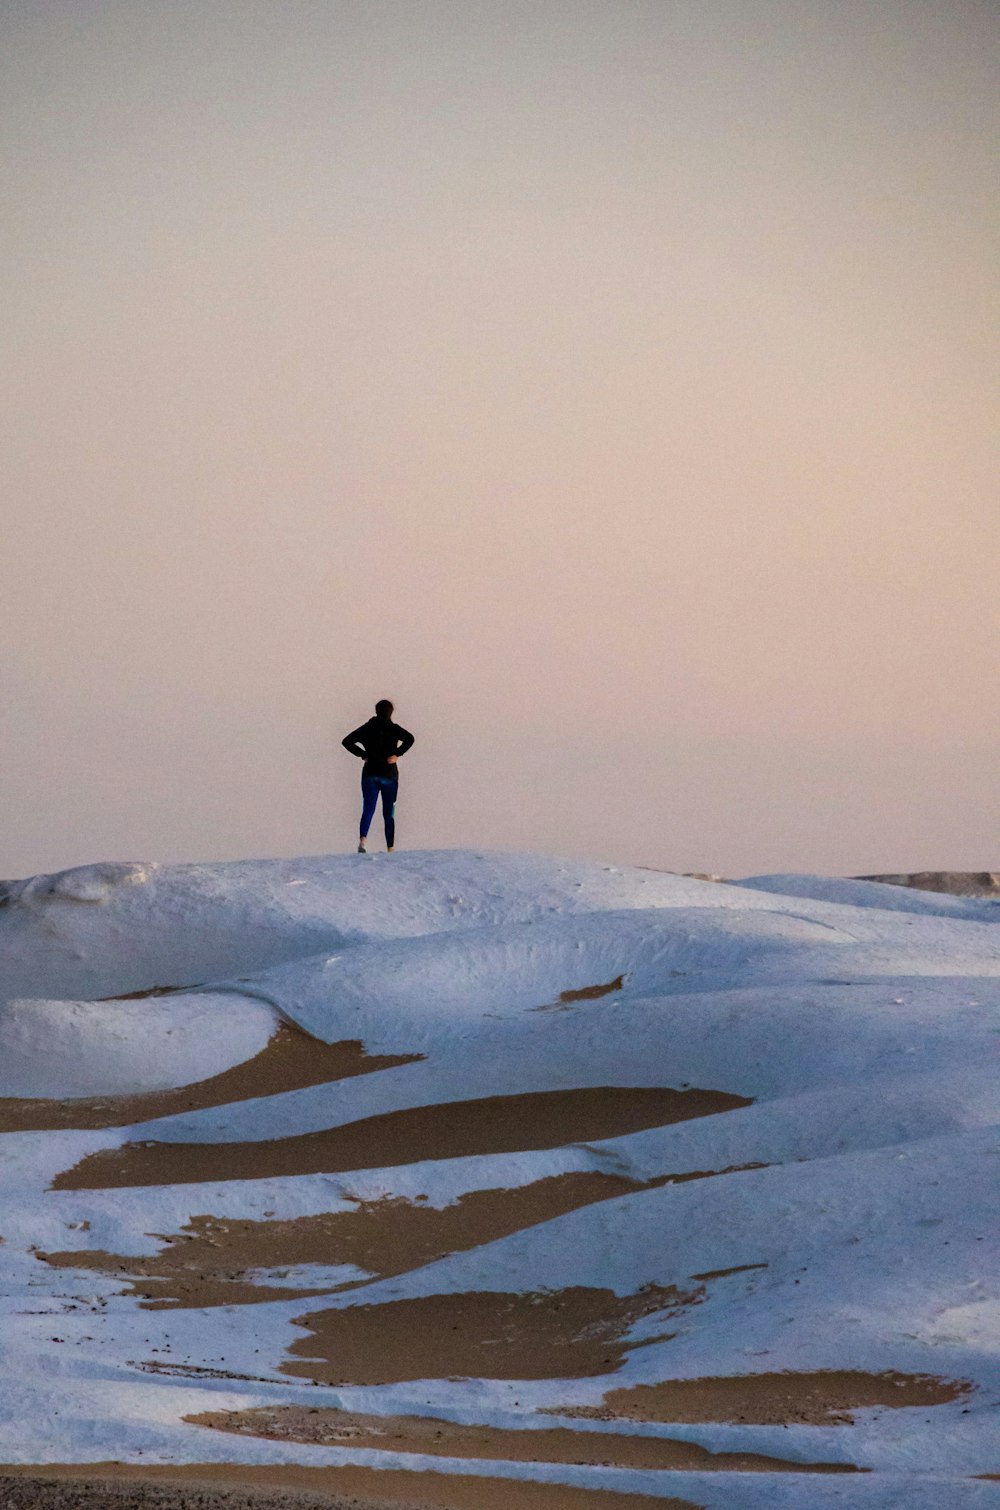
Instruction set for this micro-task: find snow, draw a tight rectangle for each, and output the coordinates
[1,852,775,1008]
[0,992,277,1098]
[738,872,999,921]
[0,849,997,1506]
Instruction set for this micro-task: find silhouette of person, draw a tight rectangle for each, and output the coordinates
[341,699,415,853]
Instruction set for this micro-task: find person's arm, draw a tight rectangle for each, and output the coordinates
[341,726,368,758]
[392,725,415,760]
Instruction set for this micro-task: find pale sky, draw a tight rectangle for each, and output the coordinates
[2,0,997,879]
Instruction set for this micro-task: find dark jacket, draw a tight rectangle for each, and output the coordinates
[342,717,415,779]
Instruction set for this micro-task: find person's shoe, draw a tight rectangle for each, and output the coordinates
[357,840,367,854]
[387,847,394,854]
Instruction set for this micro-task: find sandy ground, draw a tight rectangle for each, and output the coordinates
[0,1463,697,1509]
[860,871,1000,897]
[561,1369,971,1426]
[52,1084,751,1191]
[39,1172,659,1308]
[282,1282,701,1384]
[40,1167,766,1310]
[187,1405,864,1474]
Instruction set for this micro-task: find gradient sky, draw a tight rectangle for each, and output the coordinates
[2,0,997,879]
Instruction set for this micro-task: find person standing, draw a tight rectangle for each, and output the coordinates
[341,700,415,853]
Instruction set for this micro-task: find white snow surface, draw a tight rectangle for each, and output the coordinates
[0,849,998,1507]
[0,992,276,1098]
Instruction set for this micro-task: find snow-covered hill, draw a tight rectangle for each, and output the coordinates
[1,851,997,1508]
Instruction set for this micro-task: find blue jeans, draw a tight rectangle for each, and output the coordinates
[360,775,398,847]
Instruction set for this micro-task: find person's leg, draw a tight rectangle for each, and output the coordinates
[359,777,379,849]
[380,777,398,850]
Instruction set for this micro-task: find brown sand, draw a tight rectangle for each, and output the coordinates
[559,977,625,1003]
[0,1026,420,1135]
[97,986,191,1000]
[282,1283,702,1385]
[688,1264,767,1282]
[562,1370,972,1426]
[40,1166,762,1309]
[533,978,626,1012]
[39,1172,658,1308]
[52,1084,752,1190]
[859,871,1000,898]
[0,1463,699,1509]
[187,1405,864,1474]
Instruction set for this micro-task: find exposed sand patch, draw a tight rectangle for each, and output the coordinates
[53,1084,751,1190]
[689,1263,767,1281]
[187,1404,864,1474]
[560,976,625,1003]
[533,977,625,1011]
[0,1464,699,1509]
[97,986,189,1000]
[282,1283,702,1385]
[860,871,1000,898]
[40,1172,659,1308]
[42,1165,763,1309]
[0,1026,421,1134]
[563,1370,973,1426]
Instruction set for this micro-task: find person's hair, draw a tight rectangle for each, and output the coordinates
[375,699,394,719]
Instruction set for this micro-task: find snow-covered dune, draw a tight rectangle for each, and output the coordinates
[0,851,997,1508]
[0,852,779,1007]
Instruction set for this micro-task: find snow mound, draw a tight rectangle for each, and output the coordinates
[0,991,277,1099]
[0,850,760,1009]
[238,905,855,1048]
[0,860,156,906]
